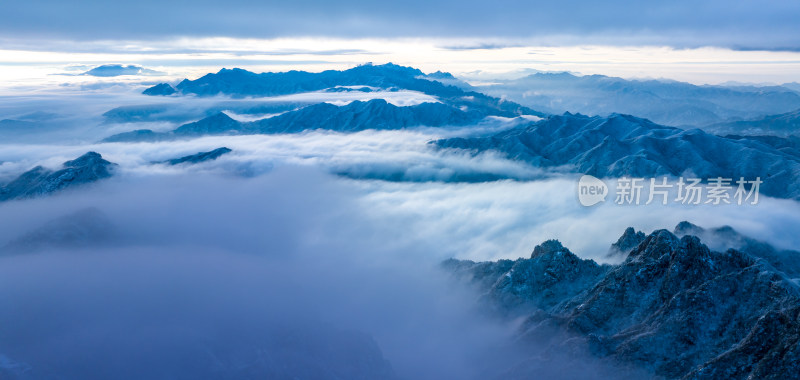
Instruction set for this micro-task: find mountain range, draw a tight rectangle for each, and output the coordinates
[143,63,541,118]
[103,99,499,142]
[472,72,800,127]
[706,108,800,136]
[443,222,800,379]
[436,112,800,199]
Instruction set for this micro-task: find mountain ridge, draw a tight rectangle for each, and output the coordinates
[103,99,497,142]
[444,223,800,379]
[435,112,800,199]
[142,63,543,118]
[473,71,800,127]
[0,152,116,202]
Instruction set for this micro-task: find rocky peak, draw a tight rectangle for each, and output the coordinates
[627,229,680,262]
[609,227,646,255]
[444,223,800,379]
[531,239,568,258]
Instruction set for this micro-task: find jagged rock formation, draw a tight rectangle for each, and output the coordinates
[436,112,800,199]
[0,152,116,202]
[159,147,232,165]
[606,227,646,260]
[443,240,610,315]
[673,221,800,280]
[444,223,800,379]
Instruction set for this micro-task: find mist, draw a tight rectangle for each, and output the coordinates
[0,167,539,379]
[2,148,799,379]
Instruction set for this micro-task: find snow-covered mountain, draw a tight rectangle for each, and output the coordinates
[142,63,541,117]
[103,99,496,141]
[472,72,800,127]
[436,112,800,199]
[443,223,800,379]
[0,152,115,202]
[706,108,800,136]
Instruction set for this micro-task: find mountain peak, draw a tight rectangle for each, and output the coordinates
[0,152,116,202]
[445,223,800,378]
[64,151,107,167]
[610,227,646,255]
[674,221,704,236]
[627,229,680,261]
[142,83,176,96]
[531,239,568,258]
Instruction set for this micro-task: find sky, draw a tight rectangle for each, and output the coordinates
[3,0,799,49]
[1,1,800,85]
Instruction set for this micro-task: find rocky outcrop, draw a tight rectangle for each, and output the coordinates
[444,223,800,379]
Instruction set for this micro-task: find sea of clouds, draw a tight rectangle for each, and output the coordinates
[1,77,799,378]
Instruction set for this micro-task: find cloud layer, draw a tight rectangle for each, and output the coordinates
[2,0,800,50]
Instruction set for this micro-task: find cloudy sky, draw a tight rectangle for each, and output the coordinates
[3,0,799,48]
[2,0,800,84]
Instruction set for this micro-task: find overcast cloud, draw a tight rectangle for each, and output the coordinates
[1,0,799,50]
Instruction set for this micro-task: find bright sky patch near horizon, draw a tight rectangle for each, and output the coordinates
[1,38,799,93]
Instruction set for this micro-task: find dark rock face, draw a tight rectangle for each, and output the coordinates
[0,152,116,202]
[160,147,232,165]
[435,112,800,199]
[444,223,800,379]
